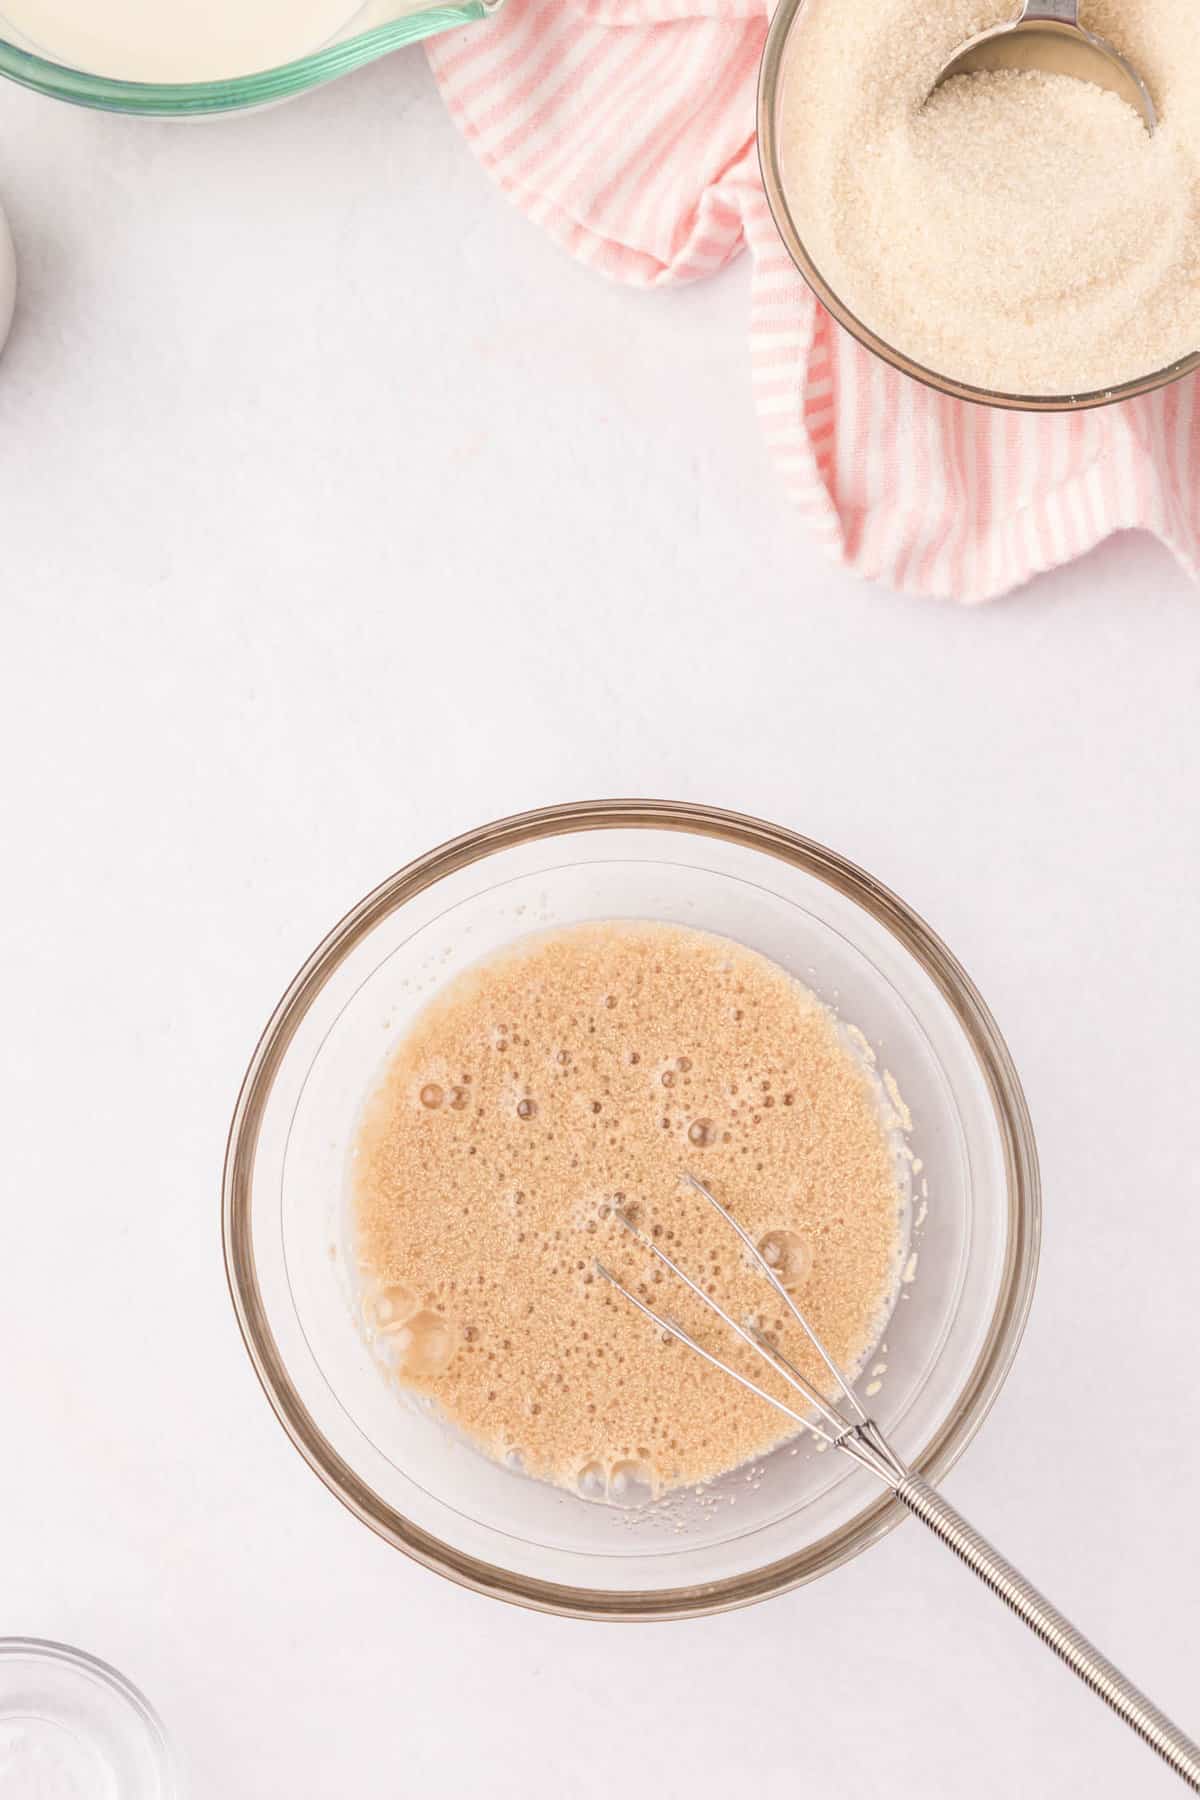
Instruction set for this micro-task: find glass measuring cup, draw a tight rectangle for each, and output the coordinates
[0,0,501,115]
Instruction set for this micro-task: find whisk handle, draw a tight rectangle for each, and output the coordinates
[894,1474,1200,1790]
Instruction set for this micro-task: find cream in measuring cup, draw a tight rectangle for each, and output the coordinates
[0,0,359,80]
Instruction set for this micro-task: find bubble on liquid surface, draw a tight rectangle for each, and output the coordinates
[392,1309,456,1377]
[516,1097,537,1120]
[688,1118,716,1148]
[448,1085,469,1110]
[758,1229,811,1290]
[504,1447,526,1473]
[365,1282,418,1332]
[609,1460,655,1507]
[577,1460,607,1500]
[419,1083,444,1110]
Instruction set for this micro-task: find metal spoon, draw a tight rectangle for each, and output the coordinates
[931,0,1156,132]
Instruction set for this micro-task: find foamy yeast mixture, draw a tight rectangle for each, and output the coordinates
[353,922,905,1498]
[0,0,355,81]
[780,0,1200,394]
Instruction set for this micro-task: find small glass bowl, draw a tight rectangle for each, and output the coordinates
[0,1639,174,1798]
[756,0,1200,412]
[0,2,489,116]
[223,799,1040,1619]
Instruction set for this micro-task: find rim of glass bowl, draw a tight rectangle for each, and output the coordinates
[0,11,487,116]
[222,798,1041,1621]
[756,0,1200,413]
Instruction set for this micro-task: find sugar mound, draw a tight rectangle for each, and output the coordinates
[780,0,1200,394]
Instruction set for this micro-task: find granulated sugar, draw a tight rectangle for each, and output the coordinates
[353,921,905,1499]
[779,0,1200,394]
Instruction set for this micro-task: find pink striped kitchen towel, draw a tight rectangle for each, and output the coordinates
[427,0,1200,602]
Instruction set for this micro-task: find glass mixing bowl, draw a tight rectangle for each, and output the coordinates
[223,799,1039,1620]
[0,0,494,115]
[757,0,1200,411]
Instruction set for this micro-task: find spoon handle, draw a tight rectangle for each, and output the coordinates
[896,1473,1200,1791]
[1019,0,1079,23]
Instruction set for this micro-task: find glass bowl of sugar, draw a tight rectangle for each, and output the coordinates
[223,799,1039,1620]
[0,0,493,115]
[758,0,1200,409]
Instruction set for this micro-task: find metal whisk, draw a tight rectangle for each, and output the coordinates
[597,1175,1200,1792]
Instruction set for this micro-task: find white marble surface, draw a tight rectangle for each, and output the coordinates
[1,49,1198,1800]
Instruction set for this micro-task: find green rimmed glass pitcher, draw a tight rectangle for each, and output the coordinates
[0,0,501,115]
